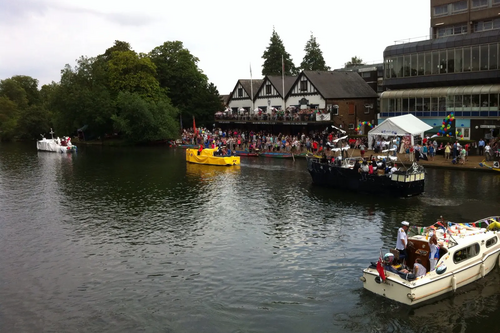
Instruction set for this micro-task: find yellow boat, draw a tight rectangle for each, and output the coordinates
[186,148,240,166]
[479,160,500,172]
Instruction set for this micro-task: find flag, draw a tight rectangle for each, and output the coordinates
[376,257,386,282]
[193,116,197,136]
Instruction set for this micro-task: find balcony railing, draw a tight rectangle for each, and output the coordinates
[214,112,333,123]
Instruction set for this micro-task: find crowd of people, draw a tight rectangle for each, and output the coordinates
[180,126,500,165]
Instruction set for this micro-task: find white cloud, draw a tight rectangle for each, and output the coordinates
[0,0,430,95]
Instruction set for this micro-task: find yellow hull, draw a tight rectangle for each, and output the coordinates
[186,148,240,166]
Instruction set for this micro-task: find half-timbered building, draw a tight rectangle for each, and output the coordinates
[227,79,263,113]
[287,71,379,133]
[253,75,297,112]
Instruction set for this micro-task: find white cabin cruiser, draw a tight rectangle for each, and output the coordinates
[360,216,500,306]
[37,129,77,153]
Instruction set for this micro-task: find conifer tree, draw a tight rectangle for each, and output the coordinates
[344,56,365,68]
[300,33,330,71]
[261,28,297,76]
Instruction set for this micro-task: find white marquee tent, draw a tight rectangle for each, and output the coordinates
[367,114,432,149]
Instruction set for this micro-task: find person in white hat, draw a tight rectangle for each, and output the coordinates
[396,221,410,261]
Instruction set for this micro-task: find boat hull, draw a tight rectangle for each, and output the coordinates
[307,158,425,197]
[362,248,499,306]
[186,148,240,166]
[259,152,293,159]
[234,150,259,157]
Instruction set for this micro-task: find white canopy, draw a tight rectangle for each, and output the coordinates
[368,114,432,149]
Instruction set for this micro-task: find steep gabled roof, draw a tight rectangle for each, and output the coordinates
[219,94,230,106]
[237,79,264,99]
[264,75,297,98]
[299,71,378,99]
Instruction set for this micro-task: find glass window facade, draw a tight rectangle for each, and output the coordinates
[384,42,500,78]
[380,86,500,118]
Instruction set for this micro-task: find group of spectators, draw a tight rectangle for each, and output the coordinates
[181,127,353,154]
[180,127,500,164]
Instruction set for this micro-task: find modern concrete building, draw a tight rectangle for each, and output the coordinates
[380,0,500,141]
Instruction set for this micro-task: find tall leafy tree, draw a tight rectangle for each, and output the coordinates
[107,51,161,100]
[344,56,365,68]
[262,28,297,76]
[300,34,330,71]
[0,96,19,141]
[0,76,49,140]
[112,91,179,144]
[149,41,222,127]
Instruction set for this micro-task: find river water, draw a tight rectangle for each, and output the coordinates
[0,142,499,333]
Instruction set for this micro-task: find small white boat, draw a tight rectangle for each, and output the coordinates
[360,216,500,306]
[37,129,77,153]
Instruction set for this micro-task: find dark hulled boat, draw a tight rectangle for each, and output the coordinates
[306,156,425,197]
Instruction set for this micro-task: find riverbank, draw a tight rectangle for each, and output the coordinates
[345,149,497,172]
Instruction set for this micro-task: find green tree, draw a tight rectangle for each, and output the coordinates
[50,59,115,139]
[300,33,330,71]
[107,50,161,100]
[112,91,178,143]
[11,75,40,106]
[0,78,28,109]
[344,56,365,68]
[149,41,222,127]
[0,96,19,141]
[0,76,48,140]
[262,28,297,76]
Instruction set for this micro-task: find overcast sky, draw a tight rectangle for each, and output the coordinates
[1,0,430,95]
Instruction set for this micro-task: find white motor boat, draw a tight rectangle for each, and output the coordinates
[37,129,77,153]
[360,216,500,306]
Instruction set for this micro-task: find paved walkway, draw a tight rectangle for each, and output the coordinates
[345,149,498,172]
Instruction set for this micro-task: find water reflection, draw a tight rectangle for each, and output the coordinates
[1,143,500,333]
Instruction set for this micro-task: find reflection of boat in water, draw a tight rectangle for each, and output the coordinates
[186,148,240,166]
[186,163,240,178]
[361,216,500,306]
[479,160,500,172]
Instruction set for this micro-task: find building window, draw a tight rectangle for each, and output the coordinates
[265,84,272,95]
[433,4,449,16]
[474,18,500,32]
[471,0,488,9]
[361,72,371,78]
[327,104,339,115]
[452,0,467,13]
[436,24,467,38]
[300,80,308,91]
[494,0,500,6]
[332,106,339,115]
[453,243,480,264]
[348,123,355,130]
[348,103,355,115]
[237,88,243,97]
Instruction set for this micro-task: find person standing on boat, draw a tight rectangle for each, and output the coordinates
[396,221,410,262]
[429,229,439,271]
